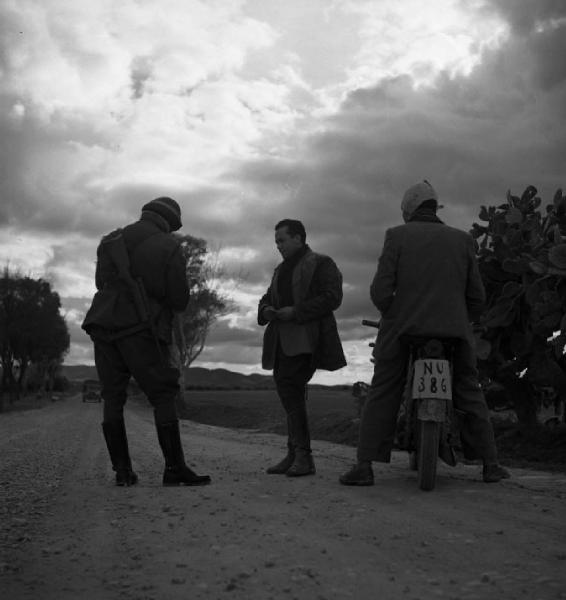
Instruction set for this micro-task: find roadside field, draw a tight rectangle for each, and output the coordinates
[179,388,566,472]
[180,388,360,446]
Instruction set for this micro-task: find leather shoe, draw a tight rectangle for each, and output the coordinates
[266,452,295,474]
[286,451,315,477]
[339,462,374,486]
[115,469,138,487]
[482,463,511,483]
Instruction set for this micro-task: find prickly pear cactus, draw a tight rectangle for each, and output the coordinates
[471,186,566,425]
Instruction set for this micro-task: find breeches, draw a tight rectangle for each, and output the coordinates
[273,351,315,451]
[93,330,180,425]
[357,342,497,463]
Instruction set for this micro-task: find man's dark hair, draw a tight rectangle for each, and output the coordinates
[275,219,307,244]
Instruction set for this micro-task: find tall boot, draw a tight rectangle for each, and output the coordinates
[102,420,139,486]
[285,408,315,477]
[156,421,211,486]
[266,429,295,474]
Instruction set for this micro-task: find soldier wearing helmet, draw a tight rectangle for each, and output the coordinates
[82,197,210,487]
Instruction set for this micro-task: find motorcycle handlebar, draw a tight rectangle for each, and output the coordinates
[362,319,381,329]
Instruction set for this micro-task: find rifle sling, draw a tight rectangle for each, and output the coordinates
[104,229,162,336]
[106,228,162,303]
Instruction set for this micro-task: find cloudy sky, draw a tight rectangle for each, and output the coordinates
[1,0,565,385]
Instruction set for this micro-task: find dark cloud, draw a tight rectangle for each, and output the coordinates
[130,56,153,100]
[218,23,566,374]
[0,109,27,227]
[483,0,566,89]
[3,1,566,379]
[0,98,124,237]
[484,0,566,34]
[530,25,566,89]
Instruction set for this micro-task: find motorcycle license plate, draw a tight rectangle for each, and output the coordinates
[412,359,452,399]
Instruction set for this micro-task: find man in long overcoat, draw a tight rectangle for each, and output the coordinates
[258,219,346,476]
[340,182,510,486]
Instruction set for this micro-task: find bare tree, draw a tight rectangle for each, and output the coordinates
[171,235,233,403]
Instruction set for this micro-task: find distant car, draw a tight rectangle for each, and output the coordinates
[82,379,102,403]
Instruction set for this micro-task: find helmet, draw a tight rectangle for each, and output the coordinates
[401,180,438,217]
[142,196,182,231]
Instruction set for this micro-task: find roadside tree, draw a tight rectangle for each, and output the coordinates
[0,269,70,403]
[171,235,232,406]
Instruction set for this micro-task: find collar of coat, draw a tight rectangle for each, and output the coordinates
[272,246,321,305]
[408,209,444,224]
[281,244,310,269]
[140,210,171,232]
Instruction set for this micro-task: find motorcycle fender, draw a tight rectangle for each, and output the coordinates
[418,398,447,422]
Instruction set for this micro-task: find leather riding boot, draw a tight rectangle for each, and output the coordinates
[266,440,295,474]
[286,449,316,477]
[156,420,211,486]
[267,418,295,474]
[102,420,139,486]
[284,404,315,476]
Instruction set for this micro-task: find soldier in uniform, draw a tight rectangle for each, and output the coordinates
[258,219,346,477]
[82,197,210,487]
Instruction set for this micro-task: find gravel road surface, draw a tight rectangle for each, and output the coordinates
[1,395,565,600]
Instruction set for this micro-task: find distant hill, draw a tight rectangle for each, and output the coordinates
[179,366,276,390]
[63,365,99,381]
[62,364,347,390]
[62,364,276,390]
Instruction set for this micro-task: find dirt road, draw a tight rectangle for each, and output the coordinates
[1,395,565,600]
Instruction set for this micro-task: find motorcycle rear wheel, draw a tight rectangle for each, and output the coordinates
[417,420,441,491]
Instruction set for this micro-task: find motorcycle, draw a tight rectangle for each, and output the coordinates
[362,319,459,491]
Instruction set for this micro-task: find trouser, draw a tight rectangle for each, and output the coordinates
[357,341,498,464]
[273,351,316,453]
[93,330,180,425]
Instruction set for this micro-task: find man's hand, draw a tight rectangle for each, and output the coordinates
[262,306,278,321]
[276,307,296,321]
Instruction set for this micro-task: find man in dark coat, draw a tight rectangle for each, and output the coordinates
[82,197,210,487]
[258,219,346,476]
[340,182,510,486]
